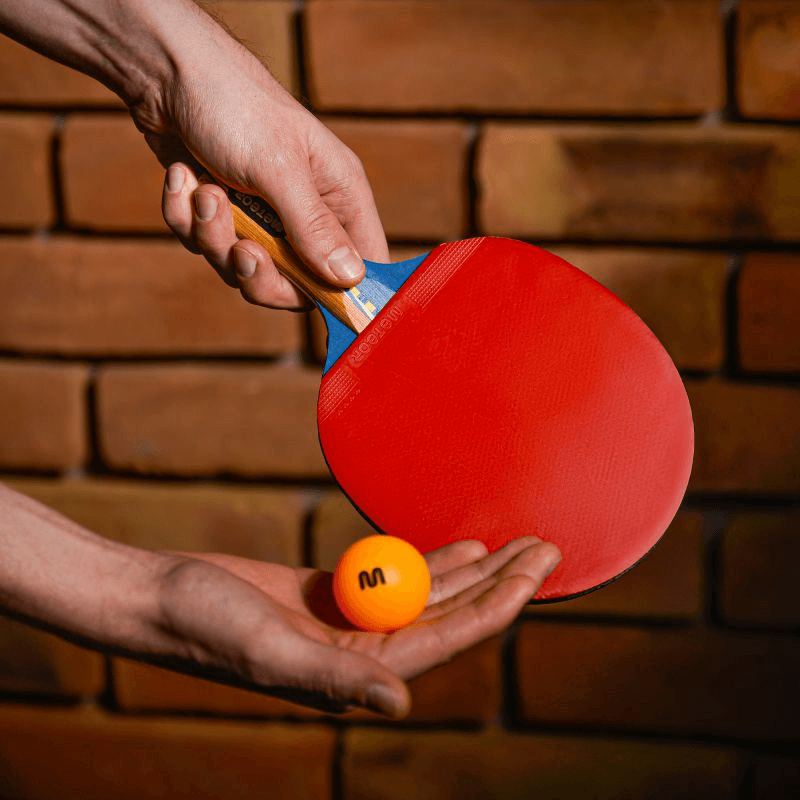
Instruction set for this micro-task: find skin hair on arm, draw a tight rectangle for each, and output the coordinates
[0,483,169,654]
[0,0,381,296]
[0,1,561,719]
[0,0,181,108]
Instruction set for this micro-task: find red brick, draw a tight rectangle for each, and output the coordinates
[61,114,166,231]
[738,1,800,120]
[310,491,377,572]
[530,513,703,620]
[0,360,88,471]
[61,114,467,238]
[96,364,327,477]
[0,236,300,356]
[344,729,739,800]
[0,616,104,697]
[752,757,800,800]
[112,658,319,717]
[0,36,119,106]
[6,478,304,566]
[0,114,54,228]
[517,621,800,739]
[307,309,328,365]
[114,635,499,724]
[687,380,800,494]
[307,1,723,115]
[392,636,501,724]
[343,636,502,725]
[0,5,294,106]
[478,124,800,243]
[719,512,800,630]
[325,119,469,241]
[0,705,333,800]
[739,254,800,372]
[386,246,432,263]
[209,1,298,94]
[553,247,728,372]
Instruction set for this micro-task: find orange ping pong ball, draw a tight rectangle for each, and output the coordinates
[333,535,431,633]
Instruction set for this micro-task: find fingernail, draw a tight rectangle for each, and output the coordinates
[327,246,363,283]
[366,684,399,717]
[166,164,184,193]
[236,250,257,279]
[543,546,562,576]
[194,192,217,221]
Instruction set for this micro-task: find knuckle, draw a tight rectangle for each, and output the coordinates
[302,205,342,252]
[428,575,444,604]
[343,146,367,180]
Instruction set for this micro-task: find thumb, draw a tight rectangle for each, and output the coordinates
[295,639,411,719]
[270,176,365,288]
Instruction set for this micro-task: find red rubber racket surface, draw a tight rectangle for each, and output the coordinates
[318,238,693,601]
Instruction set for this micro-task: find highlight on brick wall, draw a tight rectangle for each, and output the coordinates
[0,1,798,798]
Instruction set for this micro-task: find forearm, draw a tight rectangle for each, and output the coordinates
[0,0,216,111]
[0,482,172,655]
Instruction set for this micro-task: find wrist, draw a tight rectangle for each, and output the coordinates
[111,0,220,129]
[0,0,213,130]
[90,546,183,658]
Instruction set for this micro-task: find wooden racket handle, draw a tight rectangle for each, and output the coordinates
[199,174,370,333]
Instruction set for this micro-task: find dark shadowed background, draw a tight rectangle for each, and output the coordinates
[0,1,798,798]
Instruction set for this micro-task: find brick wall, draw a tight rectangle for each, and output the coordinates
[1,1,798,798]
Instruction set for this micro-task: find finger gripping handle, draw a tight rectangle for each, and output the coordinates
[199,174,369,333]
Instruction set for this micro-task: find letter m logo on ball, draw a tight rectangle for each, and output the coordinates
[358,567,386,590]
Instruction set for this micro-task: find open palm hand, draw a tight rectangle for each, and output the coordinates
[153,538,560,719]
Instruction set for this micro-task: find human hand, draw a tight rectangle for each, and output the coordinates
[0,2,383,307]
[133,12,387,309]
[152,537,560,719]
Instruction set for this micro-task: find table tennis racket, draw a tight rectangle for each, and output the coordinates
[208,178,694,602]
